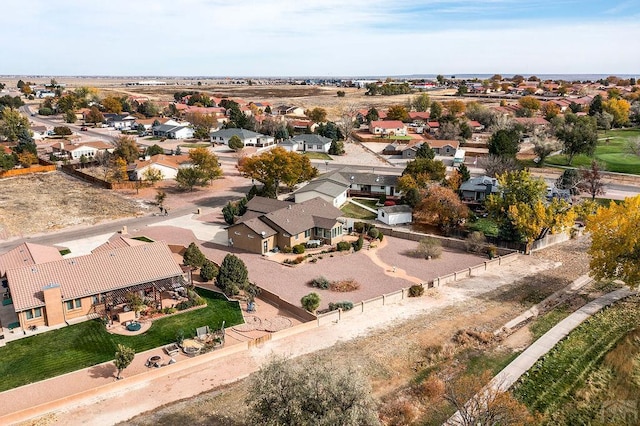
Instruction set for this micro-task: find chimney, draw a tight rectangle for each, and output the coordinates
[121,226,128,234]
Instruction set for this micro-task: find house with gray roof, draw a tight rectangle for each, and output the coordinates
[227,197,345,254]
[210,128,275,148]
[294,168,400,206]
[290,134,333,153]
[152,123,194,139]
[459,175,500,202]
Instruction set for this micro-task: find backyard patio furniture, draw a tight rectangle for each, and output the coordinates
[164,343,180,356]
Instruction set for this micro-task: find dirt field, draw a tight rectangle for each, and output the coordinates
[123,236,592,426]
[0,171,147,240]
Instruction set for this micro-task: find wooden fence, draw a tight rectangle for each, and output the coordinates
[0,164,56,178]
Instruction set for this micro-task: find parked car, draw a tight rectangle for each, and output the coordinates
[80,126,88,131]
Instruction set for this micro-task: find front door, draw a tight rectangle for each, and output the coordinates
[263,240,268,254]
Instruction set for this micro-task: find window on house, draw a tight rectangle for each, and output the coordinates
[304,229,310,238]
[66,298,81,310]
[25,307,43,319]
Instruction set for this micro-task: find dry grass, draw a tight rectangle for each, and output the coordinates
[0,171,146,239]
[330,278,361,292]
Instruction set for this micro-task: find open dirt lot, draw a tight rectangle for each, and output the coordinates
[0,172,147,240]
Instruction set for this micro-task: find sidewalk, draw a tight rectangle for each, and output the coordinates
[446,287,636,425]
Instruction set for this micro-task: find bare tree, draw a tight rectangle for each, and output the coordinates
[626,136,640,157]
[479,154,521,177]
[337,103,359,142]
[444,371,535,426]
[578,160,606,200]
[531,133,560,166]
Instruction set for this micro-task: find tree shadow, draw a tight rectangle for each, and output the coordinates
[88,363,116,379]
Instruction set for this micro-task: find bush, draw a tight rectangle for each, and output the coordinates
[328,301,354,311]
[354,222,365,233]
[301,292,321,312]
[378,233,384,242]
[183,242,206,268]
[292,244,305,254]
[200,260,218,282]
[310,276,330,289]
[353,235,364,252]
[282,245,292,254]
[408,284,425,297]
[379,194,386,204]
[412,237,442,259]
[217,254,248,296]
[336,241,351,251]
[464,231,487,253]
[367,227,380,239]
[330,279,360,292]
[487,245,498,259]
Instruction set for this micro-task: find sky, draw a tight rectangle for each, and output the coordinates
[2,0,639,77]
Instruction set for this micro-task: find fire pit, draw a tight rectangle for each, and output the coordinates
[146,355,163,367]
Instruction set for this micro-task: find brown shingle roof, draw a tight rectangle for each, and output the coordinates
[0,243,63,277]
[263,197,342,235]
[6,242,184,311]
[245,196,293,214]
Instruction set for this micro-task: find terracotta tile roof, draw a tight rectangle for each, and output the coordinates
[427,121,440,128]
[371,120,405,129]
[0,243,63,277]
[91,236,147,253]
[135,117,170,126]
[514,117,549,126]
[409,112,430,120]
[428,139,460,149]
[6,241,184,311]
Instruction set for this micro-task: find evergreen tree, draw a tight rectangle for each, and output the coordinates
[458,163,471,182]
[183,242,206,269]
[217,254,249,296]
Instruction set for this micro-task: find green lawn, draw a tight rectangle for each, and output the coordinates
[512,296,640,416]
[545,128,640,174]
[0,289,242,392]
[304,152,333,161]
[352,198,379,209]
[466,217,499,237]
[340,202,377,220]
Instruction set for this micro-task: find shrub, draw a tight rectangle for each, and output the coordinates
[354,222,365,233]
[336,241,351,251]
[408,284,425,297]
[328,301,354,311]
[217,254,248,296]
[464,231,487,253]
[367,227,380,239]
[200,260,218,282]
[487,245,498,259]
[378,233,384,242]
[183,242,206,268]
[412,237,442,259]
[282,245,292,254]
[301,292,321,312]
[379,194,386,204]
[292,244,306,254]
[330,279,360,292]
[353,235,364,252]
[310,276,330,289]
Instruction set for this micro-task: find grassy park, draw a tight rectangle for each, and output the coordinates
[0,289,243,392]
[546,128,640,174]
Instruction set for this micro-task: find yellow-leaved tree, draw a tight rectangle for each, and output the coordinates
[587,195,640,287]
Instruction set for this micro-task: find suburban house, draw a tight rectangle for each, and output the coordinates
[294,168,400,207]
[460,175,500,202]
[1,241,190,330]
[426,121,440,134]
[377,205,413,225]
[134,117,172,132]
[227,197,345,254]
[467,120,485,132]
[274,105,305,116]
[291,133,333,153]
[428,139,460,156]
[369,120,408,137]
[103,114,137,130]
[51,141,113,160]
[31,125,49,140]
[289,119,318,133]
[130,154,192,180]
[152,123,194,139]
[210,128,275,148]
[408,111,430,123]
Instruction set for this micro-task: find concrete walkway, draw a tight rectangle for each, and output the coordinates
[446,287,636,425]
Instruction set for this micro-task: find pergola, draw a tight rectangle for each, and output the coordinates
[102,275,187,312]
